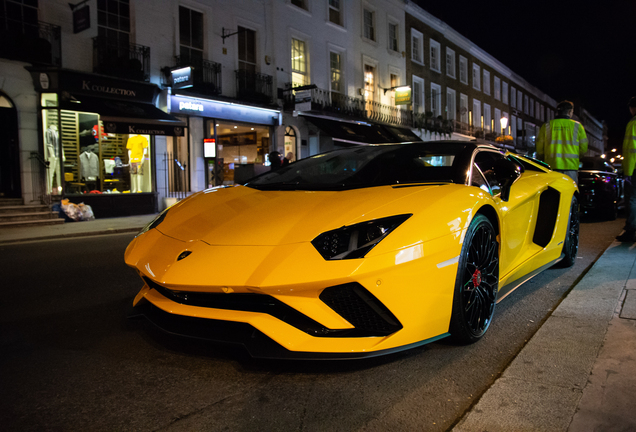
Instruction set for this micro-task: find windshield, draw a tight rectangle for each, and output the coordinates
[246,142,466,191]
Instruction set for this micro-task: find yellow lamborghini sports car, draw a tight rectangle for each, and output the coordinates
[125,141,579,359]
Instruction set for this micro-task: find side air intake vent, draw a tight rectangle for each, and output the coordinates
[533,187,561,247]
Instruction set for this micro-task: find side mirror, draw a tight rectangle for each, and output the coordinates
[494,158,523,202]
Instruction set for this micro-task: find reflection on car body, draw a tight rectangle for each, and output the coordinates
[125,141,579,359]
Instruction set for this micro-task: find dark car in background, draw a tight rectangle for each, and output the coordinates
[579,156,624,220]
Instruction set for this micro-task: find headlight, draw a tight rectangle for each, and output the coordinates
[311,214,412,260]
[136,207,170,237]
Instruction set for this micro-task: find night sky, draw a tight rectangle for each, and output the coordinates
[413,0,636,150]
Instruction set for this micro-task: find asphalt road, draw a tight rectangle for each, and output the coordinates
[0,215,624,431]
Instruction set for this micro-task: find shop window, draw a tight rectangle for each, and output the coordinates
[284,126,298,165]
[166,119,190,197]
[213,121,270,185]
[44,107,154,195]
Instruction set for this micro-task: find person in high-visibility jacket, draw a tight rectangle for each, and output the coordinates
[617,97,636,242]
[536,100,588,183]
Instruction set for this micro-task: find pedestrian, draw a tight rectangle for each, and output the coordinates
[536,100,588,183]
[282,152,293,166]
[268,151,282,170]
[616,97,636,242]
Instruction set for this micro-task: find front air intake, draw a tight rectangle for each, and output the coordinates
[320,283,402,335]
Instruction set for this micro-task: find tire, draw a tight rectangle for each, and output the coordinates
[558,196,580,267]
[449,214,499,344]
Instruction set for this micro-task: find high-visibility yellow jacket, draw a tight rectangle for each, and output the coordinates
[622,116,636,177]
[537,117,588,170]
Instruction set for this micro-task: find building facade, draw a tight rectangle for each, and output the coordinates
[0,0,605,220]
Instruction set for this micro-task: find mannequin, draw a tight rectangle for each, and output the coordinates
[44,124,60,194]
[126,134,149,193]
[80,146,99,190]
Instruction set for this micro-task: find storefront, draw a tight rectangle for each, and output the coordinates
[29,68,185,217]
[168,94,281,192]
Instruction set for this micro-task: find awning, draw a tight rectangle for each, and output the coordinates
[60,95,186,136]
[303,116,421,146]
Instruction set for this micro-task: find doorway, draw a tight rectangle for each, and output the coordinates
[0,93,21,198]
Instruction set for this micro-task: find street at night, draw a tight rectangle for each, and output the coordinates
[0,217,625,431]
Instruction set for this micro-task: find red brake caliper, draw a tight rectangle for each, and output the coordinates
[472,269,482,288]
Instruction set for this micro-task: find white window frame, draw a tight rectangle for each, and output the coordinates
[502,81,509,104]
[327,0,343,26]
[482,70,490,95]
[459,55,468,84]
[411,28,424,65]
[363,7,376,42]
[460,93,469,124]
[517,90,523,111]
[494,107,501,133]
[412,75,425,114]
[473,98,481,128]
[430,39,441,73]
[430,82,442,116]
[494,76,501,101]
[387,19,399,53]
[445,47,456,79]
[484,103,491,131]
[328,48,345,93]
[446,87,456,120]
[291,36,309,87]
[510,85,516,109]
[472,63,481,91]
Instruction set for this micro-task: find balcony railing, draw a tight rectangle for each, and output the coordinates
[174,56,222,95]
[0,19,61,66]
[235,70,273,104]
[93,37,150,82]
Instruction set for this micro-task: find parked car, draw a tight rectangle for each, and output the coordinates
[125,141,579,359]
[578,156,624,220]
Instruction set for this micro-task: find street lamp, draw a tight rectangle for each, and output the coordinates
[500,116,508,136]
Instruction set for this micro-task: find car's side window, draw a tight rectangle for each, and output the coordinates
[470,164,491,194]
[474,151,506,196]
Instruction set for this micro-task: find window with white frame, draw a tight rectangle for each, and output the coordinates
[510,86,516,108]
[529,98,534,117]
[430,39,441,72]
[473,98,481,128]
[363,8,375,41]
[412,75,425,114]
[494,108,501,133]
[388,21,399,52]
[484,103,491,131]
[472,63,481,91]
[291,37,308,87]
[483,70,490,95]
[330,51,343,93]
[459,56,468,84]
[460,93,469,123]
[411,29,424,65]
[524,94,529,114]
[503,111,509,135]
[328,0,342,26]
[390,73,399,106]
[517,90,523,111]
[446,88,456,120]
[494,76,501,100]
[364,64,376,102]
[291,0,308,11]
[446,47,456,79]
[536,101,541,120]
[430,82,442,116]
[502,81,509,104]
[511,115,517,139]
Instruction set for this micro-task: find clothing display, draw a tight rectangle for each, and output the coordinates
[104,159,116,174]
[45,126,59,157]
[80,150,99,180]
[127,135,149,163]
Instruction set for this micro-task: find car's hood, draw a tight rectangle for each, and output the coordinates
[155,184,445,246]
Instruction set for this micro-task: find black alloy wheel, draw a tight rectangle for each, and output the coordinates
[449,214,499,344]
[558,195,580,267]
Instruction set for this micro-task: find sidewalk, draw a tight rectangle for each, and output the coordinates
[1,217,635,430]
[0,214,156,245]
[454,241,636,432]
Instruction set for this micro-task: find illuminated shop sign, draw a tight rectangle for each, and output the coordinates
[171,67,194,89]
[170,95,281,125]
[204,138,216,158]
